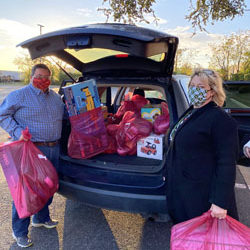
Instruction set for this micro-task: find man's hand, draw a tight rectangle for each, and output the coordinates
[19,127,32,141]
[243,146,250,158]
[210,204,227,219]
[19,134,29,141]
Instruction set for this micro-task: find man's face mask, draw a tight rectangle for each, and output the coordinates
[188,86,210,107]
[32,77,51,91]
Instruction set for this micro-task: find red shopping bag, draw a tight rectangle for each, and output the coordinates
[68,107,108,159]
[153,102,170,135]
[171,211,250,249]
[115,111,153,156]
[109,94,149,124]
[0,140,59,219]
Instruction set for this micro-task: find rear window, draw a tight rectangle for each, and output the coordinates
[224,83,250,109]
[65,48,165,63]
[99,87,120,104]
[145,90,164,99]
[123,87,166,102]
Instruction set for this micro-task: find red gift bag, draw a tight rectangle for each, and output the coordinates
[109,94,149,124]
[0,140,59,219]
[171,211,250,249]
[68,107,108,159]
[153,102,170,135]
[115,111,153,156]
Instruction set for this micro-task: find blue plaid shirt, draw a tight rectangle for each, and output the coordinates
[0,83,64,141]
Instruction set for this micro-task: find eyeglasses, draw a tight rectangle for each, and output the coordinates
[194,69,216,77]
[202,69,216,76]
[33,74,51,80]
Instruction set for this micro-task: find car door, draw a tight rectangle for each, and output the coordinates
[223,81,250,162]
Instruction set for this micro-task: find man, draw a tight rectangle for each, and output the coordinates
[0,64,64,248]
[243,140,250,158]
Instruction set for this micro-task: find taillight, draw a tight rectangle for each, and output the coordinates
[115,54,128,58]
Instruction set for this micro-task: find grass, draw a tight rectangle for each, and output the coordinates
[0,81,25,85]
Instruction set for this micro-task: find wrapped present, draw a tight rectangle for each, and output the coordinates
[68,107,108,159]
[63,79,101,116]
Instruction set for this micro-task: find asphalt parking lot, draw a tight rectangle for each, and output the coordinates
[0,84,249,250]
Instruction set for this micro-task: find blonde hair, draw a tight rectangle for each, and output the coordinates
[189,69,226,107]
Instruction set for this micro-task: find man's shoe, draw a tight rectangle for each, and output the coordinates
[32,219,58,229]
[12,232,33,248]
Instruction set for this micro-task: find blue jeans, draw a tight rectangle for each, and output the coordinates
[12,144,60,237]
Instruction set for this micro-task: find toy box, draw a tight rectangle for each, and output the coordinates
[137,133,164,160]
[141,104,161,123]
[63,79,101,116]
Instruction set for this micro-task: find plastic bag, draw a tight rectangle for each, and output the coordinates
[171,211,250,250]
[153,102,170,135]
[0,139,59,219]
[68,107,108,159]
[105,124,119,154]
[109,94,149,124]
[115,111,153,156]
[104,135,117,154]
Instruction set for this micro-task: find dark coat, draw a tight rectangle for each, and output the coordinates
[166,101,239,224]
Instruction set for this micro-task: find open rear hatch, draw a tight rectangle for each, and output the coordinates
[17,23,178,77]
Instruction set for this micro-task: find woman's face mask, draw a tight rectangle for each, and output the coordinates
[188,86,210,107]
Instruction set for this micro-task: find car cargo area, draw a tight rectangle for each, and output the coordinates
[59,80,170,174]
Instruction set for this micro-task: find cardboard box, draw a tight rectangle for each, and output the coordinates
[141,104,161,122]
[137,133,164,160]
[63,79,101,116]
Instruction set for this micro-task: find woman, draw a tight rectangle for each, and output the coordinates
[166,69,239,224]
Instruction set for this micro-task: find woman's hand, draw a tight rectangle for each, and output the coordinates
[210,204,227,219]
[243,146,250,158]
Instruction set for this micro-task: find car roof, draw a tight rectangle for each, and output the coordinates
[224,81,250,85]
[18,23,178,77]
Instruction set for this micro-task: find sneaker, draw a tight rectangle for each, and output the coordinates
[12,232,33,248]
[32,219,58,229]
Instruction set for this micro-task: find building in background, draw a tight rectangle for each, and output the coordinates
[0,70,24,82]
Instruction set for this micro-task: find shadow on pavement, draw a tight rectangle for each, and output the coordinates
[62,199,119,250]
[140,219,172,250]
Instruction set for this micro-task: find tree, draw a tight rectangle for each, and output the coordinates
[13,54,80,85]
[174,48,187,71]
[176,62,194,75]
[174,48,198,74]
[209,30,249,80]
[186,0,247,32]
[13,54,41,84]
[98,0,247,31]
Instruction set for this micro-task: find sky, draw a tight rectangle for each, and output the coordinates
[0,0,249,71]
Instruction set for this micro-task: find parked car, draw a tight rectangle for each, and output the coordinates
[18,23,249,219]
[223,81,250,164]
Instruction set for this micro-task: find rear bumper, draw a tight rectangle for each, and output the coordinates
[58,180,167,214]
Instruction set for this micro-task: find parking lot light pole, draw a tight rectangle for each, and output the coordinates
[37,24,44,63]
[37,24,44,35]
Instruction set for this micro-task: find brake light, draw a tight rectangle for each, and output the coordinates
[115,54,128,58]
[230,109,250,113]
